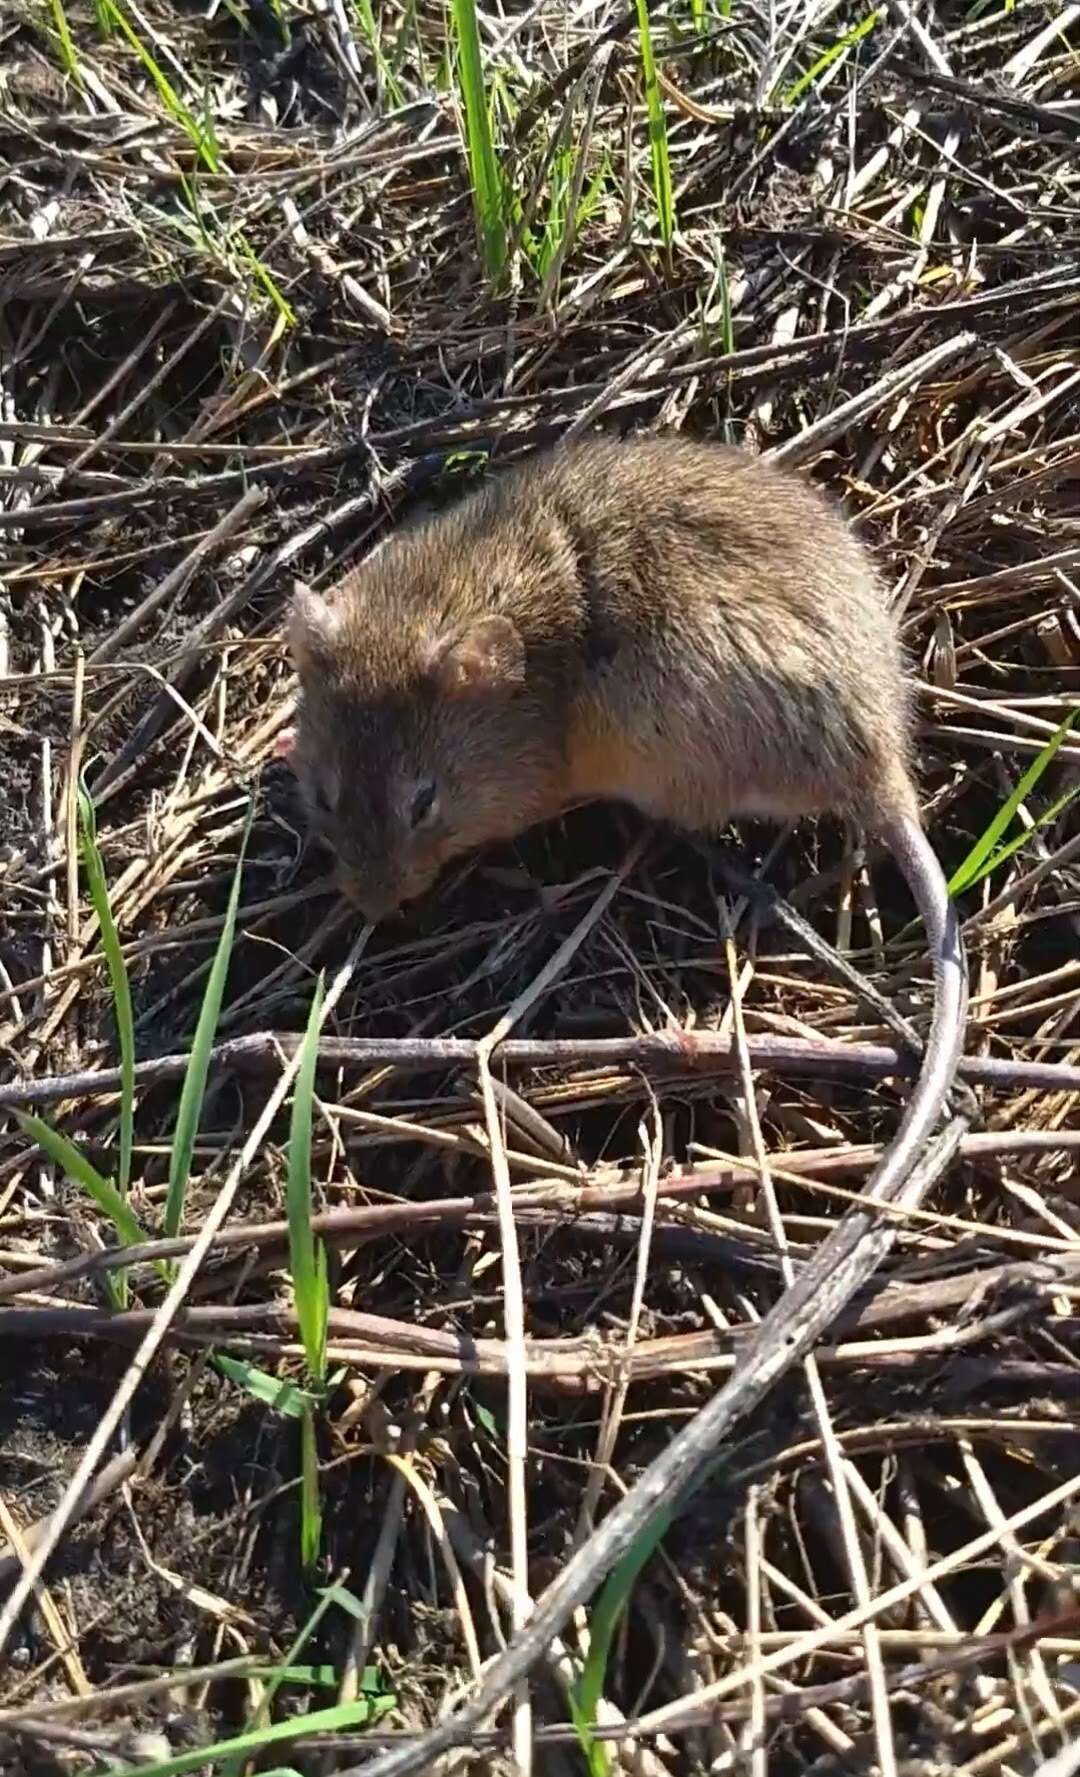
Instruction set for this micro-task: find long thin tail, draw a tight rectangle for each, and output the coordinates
[869,811,968,1200]
[345,817,972,1777]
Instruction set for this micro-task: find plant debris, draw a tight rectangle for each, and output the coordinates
[1,0,1079,1770]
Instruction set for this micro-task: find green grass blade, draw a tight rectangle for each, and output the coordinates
[215,1355,322,1419]
[286,975,328,1574]
[355,0,406,105]
[568,1692,610,1777]
[782,8,882,106]
[450,0,507,280]
[218,0,255,36]
[200,80,220,167]
[265,1666,334,1686]
[390,0,423,81]
[715,249,734,358]
[177,169,214,253]
[318,1581,370,1622]
[18,1113,152,1307]
[18,1116,147,1250]
[235,231,296,326]
[300,1401,321,1572]
[79,782,135,1201]
[100,0,220,171]
[220,1547,374,1777]
[50,0,83,84]
[578,155,610,232]
[286,972,328,1382]
[634,0,675,246]
[98,1694,395,1777]
[961,782,1080,889]
[570,1502,675,1771]
[264,0,290,43]
[164,799,254,1239]
[313,1240,329,1371]
[948,708,1078,895]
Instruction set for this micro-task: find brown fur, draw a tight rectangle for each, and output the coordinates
[287,434,968,1429]
[288,434,920,918]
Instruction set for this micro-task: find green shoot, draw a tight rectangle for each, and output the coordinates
[235,231,296,327]
[442,447,491,477]
[200,80,221,169]
[218,0,256,36]
[19,785,148,1307]
[449,0,508,280]
[390,0,425,85]
[964,784,1080,880]
[49,0,83,85]
[355,0,406,106]
[286,973,329,1572]
[173,175,292,323]
[99,0,221,172]
[576,156,611,237]
[260,1665,336,1686]
[287,973,329,1386]
[473,1400,500,1438]
[634,0,675,247]
[949,709,1079,895]
[531,140,575,277]
[164,800,253,1240]
[98,1694,395,1777]
[176,170,215,256]
[781,9,882,107]
[214,1356,322,1419]
[715,248,734,357]
[264,0,291,44]
[300,1405,321,1573]
[213,969,332,1575]
[570,1502,676,1774]
[532,134,610,295]
[219,1572,380,1777]
[17,1115,153,1309]
[79,782,135,1203]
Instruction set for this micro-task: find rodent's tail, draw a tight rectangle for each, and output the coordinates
[870,813,967,1202]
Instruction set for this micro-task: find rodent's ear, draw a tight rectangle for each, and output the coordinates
[426,615,525,695]
[288,580,342,671]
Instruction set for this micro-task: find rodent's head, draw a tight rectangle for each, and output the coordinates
[287,577,562,922]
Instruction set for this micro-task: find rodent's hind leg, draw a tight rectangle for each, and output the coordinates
[699,838,925,1059]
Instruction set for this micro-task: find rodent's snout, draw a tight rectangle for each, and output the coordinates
[334,867,402,925]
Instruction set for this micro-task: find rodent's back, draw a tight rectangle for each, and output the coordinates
[481,436,916,834]
[294,434,918,913]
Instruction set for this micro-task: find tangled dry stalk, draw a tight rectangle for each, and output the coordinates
[1,0,1079,1771]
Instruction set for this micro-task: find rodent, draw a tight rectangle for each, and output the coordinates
[282,433,967,1191]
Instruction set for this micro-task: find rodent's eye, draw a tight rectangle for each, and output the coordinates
[410,780,438,828]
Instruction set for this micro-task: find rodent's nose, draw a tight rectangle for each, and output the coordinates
[335,867,401,925]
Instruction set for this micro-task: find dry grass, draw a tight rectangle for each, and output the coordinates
[1,0,1080,1770]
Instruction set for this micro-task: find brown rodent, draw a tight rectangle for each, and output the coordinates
[283,434,967,1191]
